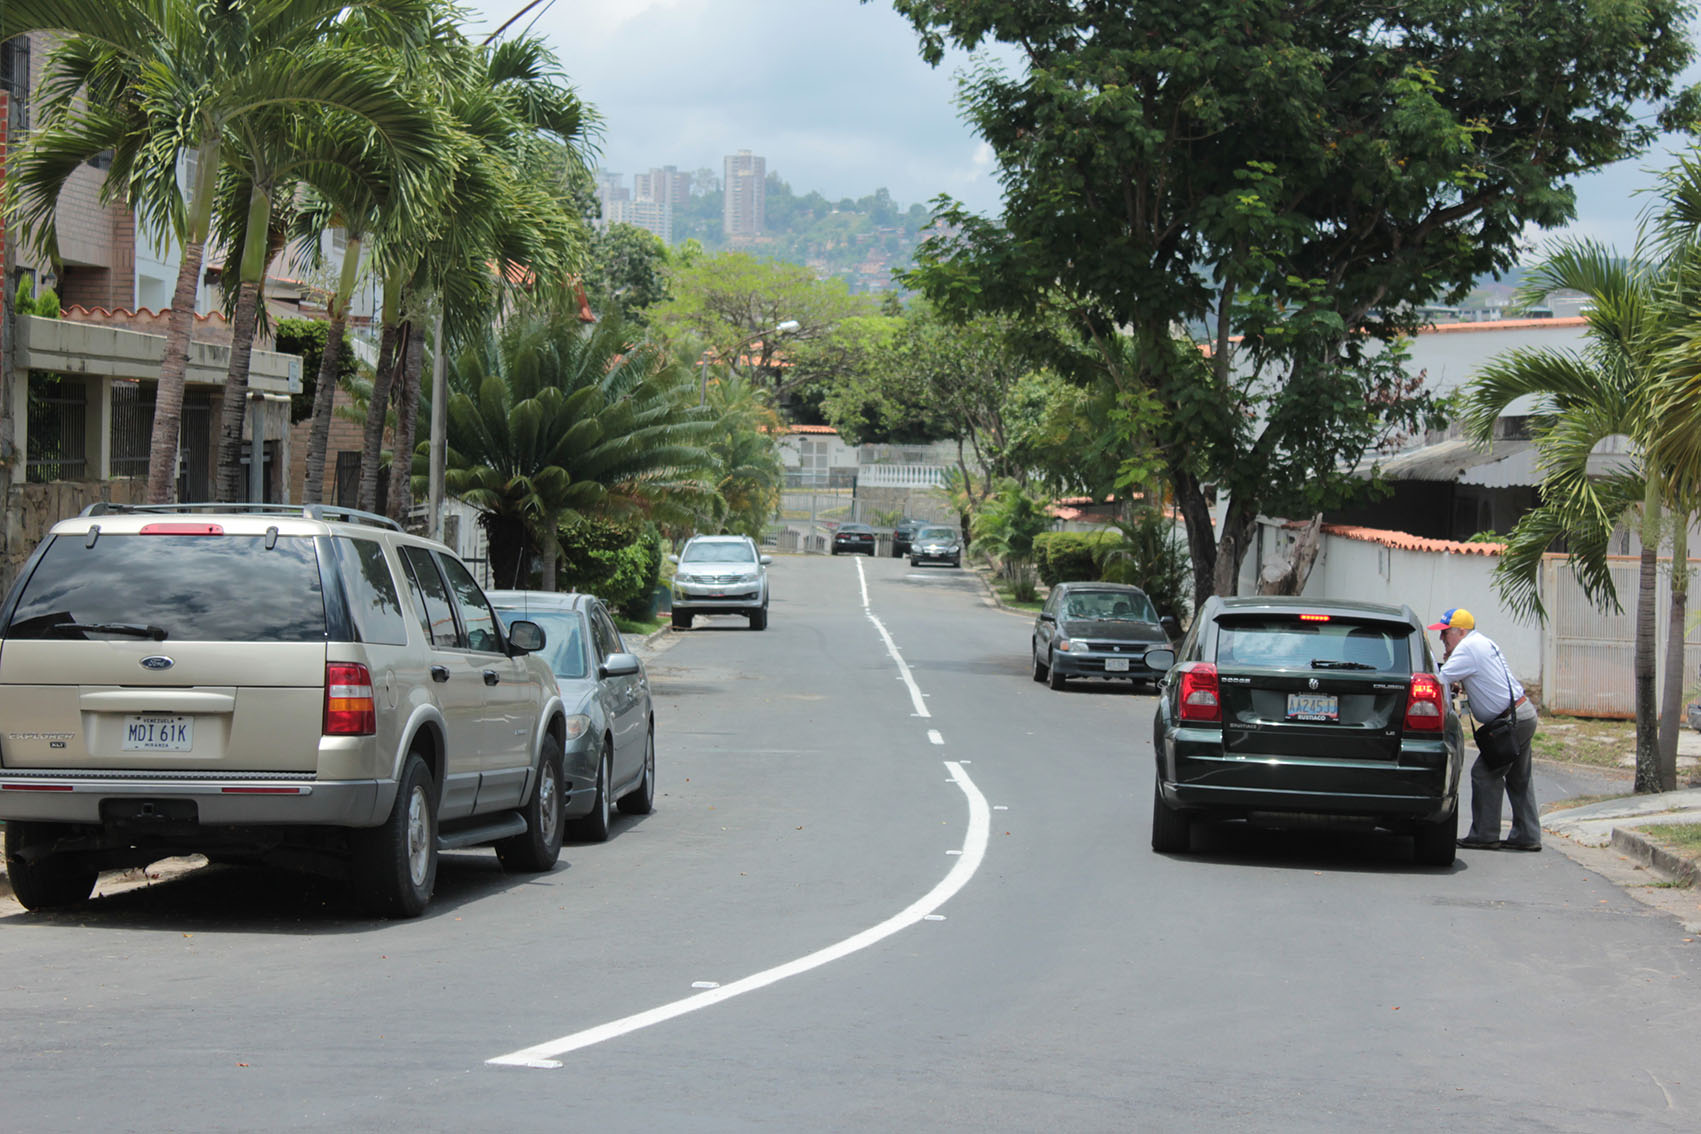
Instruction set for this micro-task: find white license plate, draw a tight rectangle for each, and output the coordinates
[122,715,194,751]
[1105,657,1131,673]
[1286,693,1338,721]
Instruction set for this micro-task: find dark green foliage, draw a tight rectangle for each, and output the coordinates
[1033,514,1192,620]
[14,279,60,318]
[1033,532,1114,587]
[275,317,357,424]
[555,517,662,615]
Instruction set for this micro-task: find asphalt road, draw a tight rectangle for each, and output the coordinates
[4,553,1701,1132]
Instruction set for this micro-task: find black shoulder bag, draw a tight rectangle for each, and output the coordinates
[1471,643,1522,772]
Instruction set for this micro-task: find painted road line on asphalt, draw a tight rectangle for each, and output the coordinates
[486,760,991,1069]
[856,556,929,718]
[928,730,944,745]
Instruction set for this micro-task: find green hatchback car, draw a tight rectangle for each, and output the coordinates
[1150,596,1464,866]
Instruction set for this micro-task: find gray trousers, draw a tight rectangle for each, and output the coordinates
[1466,699,1541,845]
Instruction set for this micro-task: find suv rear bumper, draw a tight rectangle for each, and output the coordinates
[0,773,389,826]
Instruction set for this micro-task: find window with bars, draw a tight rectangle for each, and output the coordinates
[26,375,88,482]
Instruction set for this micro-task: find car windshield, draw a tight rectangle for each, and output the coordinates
[1061,590,1158,622]
[682,541,755,563]
[498,610,586,679]
[917,528,955,541]
[1216,617,1411,673]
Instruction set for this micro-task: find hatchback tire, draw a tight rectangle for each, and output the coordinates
[3,821,97,910]
[1151,777,1191,853]
[496,735,564,873]
[618,728,657,815]
[568,744,613,843]
[1047,653,1068,690]
[353,752,437,918]
[1031,642,1048,682]
[1413,804,1459,867]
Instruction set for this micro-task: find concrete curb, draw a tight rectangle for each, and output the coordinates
[1610,826,1701,886]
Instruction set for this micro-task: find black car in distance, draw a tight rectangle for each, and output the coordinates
[831,522,877,555]
[1150,596,1464,866]
[890,518,924,558]
[1032,581,1176,691]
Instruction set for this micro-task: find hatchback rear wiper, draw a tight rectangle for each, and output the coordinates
[1310,659,1374,670]
[52,621,169,641]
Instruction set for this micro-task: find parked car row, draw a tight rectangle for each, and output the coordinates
[0,503,655,918]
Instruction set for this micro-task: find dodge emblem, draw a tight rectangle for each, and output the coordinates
[140,656,175,671]
[1308,677,1319,690]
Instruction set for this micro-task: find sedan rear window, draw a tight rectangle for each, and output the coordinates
[1216,618,1411,673]
[5,533,327,642]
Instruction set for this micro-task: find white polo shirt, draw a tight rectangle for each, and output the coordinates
[1438,629,1525,722]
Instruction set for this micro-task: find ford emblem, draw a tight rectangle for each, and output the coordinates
[140,656,175,671]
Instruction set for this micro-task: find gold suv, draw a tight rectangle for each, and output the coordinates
[0,504,569,917]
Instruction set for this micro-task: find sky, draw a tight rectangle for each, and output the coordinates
[462,0,1698,260]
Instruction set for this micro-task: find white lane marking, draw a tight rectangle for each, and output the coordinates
[927,730,944,746]
[854,555,930,718]
[691,982,719,989]
[487,761,990,1068]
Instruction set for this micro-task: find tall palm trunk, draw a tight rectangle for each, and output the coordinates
[1635,480,1663,793]
[147,135,220,504]
[536,509,560,592]
[358,283,403,514]
[1659,511,1690,792]
[386,320,425,523]
[214,182,275,502]
[303,233,362,505]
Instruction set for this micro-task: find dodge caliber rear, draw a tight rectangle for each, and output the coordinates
[0,514,385,897]
[1152,597,1462,866]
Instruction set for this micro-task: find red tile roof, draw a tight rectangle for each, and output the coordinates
[1315,522,1504,556]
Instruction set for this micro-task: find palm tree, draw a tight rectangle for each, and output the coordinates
[1459,240,1680,791]
[700,371,786,539]
[433,309,715,590]
[2,0,437,503]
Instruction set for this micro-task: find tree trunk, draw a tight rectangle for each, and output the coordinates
[482,510,530,591]
[538,512,560,592]
[1659,511,1689,792]
[1171,468,1219,610]
[147,135,220,504]
[1258,514,1325,595]
[1634,481,1662,793]
[385,320,425,523]
[303,233,362,505]
[358,311,401,515]
[1211,501,1259,599]
[212,277,263,502]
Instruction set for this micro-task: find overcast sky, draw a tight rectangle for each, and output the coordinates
[463,0,1697,261]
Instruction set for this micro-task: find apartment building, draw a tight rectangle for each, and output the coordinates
[723,150,766,237]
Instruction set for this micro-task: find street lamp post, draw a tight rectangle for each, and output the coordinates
[699,319,800,407]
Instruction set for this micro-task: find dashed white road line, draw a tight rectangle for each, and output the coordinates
[487,760,990,1069]
[928,729,944,745]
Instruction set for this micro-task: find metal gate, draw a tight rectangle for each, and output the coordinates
[1540,554,1701,717]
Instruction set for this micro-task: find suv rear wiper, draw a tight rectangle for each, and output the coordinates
[52,621,169,641]
[1310,659,1374,670]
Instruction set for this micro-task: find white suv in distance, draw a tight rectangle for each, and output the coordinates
[0,503,569,918]
[669,535,771,630]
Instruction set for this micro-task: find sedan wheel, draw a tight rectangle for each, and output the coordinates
[567,744,613,843]
[1047,652,1068,690]
[618,728,656,815]
[1031,641,1048,682]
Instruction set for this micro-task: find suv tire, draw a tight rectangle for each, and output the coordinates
[568,743,613,843]
[353,752,438,918]
[496,735,565,873]
[1151,776,1191,853]
[749,607,768,631]
[4,821,97,910]
[671,610,694,630]
[618,728,656,815]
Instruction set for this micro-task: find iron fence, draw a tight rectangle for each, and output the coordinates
[26,375,87,482]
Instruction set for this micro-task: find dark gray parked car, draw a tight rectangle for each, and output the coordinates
[1150,596,1463,866]
[489,591,655,842]
[1031,581,1176,691]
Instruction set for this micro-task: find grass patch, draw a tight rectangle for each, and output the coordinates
[615,614,664,638]
[1542,792,1629,815]
[1640,823,1701,851]
[1531,716,1635,769]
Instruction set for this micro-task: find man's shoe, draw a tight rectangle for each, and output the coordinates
[1502,841,1542,852]
[1457,837,1502,849]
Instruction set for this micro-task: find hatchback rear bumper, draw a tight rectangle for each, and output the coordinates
[1161,734,1456,823]
[0,772,388,826]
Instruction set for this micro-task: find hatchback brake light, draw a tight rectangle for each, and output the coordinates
[325,662,376,736]
[139,522,224,535]
[1404,673,1445,731]
[1178,662,1221,723]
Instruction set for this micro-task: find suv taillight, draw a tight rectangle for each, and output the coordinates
[325,662,376,736]
[1405,673,1444,731]
[1178,662,1221,723]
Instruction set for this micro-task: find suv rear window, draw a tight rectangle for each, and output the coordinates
[1216,618,1411,673]
[5,533,327,643]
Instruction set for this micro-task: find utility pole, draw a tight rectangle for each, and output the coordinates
[427,313,445,541]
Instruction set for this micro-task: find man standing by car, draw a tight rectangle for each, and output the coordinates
[1430,607,1542,851]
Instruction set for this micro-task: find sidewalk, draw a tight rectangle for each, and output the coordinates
[1544,785,1701,884]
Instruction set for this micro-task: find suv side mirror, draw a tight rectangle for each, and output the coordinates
[668,554,680,564]
[507,619,546,655]
[759,555,772,566]
[1160,615,1181,639]
[600,651,641,678]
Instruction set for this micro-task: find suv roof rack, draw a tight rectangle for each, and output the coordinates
[80,501,404,532]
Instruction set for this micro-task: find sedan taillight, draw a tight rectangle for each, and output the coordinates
[1178,662,1221,723]
[325,662,377,736]
[1405,673,1445,732]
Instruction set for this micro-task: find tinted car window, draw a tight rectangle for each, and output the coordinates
[588,605,622,660]
[682,541,754,563]
[440,556,503,654]
[335,537,409,646]
[917,528,955,540]
[1217,618,1411,673]
[6,533,326,642]
[399,545,462,648]
[500,611,586,678]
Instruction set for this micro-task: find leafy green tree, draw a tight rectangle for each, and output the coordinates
[581,223,672,326]
[700,372,786,539]
[969,479,1052,602]
[886,0,1700,607]
[273,317,357,425]
[432,309,715,590]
